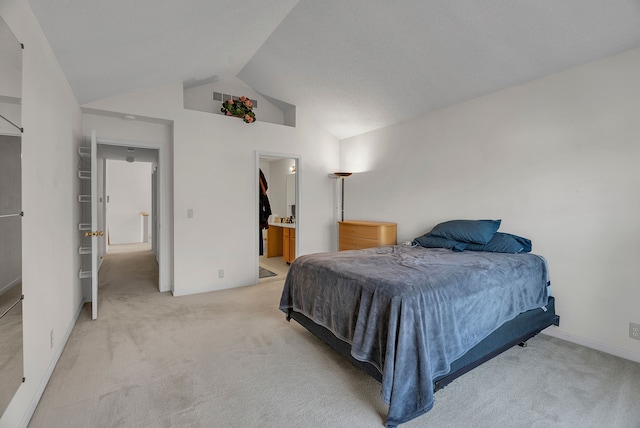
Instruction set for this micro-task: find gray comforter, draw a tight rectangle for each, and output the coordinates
[279,245,550,427]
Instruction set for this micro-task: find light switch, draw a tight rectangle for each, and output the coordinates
[187,208,194,218]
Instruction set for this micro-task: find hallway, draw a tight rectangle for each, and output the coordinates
[97,243,159,301]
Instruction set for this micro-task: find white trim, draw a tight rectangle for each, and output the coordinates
[171,282,250,297]
[542,327,640,364]
[17,299,86,428]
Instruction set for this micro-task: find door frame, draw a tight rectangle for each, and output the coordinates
[255,151,301,282]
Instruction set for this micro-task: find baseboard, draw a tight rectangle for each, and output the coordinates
[542,327,640,364]
[17,298,86,428]
[172,282,250,297]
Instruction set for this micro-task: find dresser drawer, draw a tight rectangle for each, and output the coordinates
[339,223,379,240]
[339,235,377,250]
[338,220,397,251]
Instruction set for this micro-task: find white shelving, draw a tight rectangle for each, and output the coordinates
[78,146,90,157]
[78,141,92,279]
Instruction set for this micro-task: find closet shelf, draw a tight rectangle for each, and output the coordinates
[78,195,91,203]
[78,246,91,255]
[78,146,91,157]
[78,170,91,179]
[78,268,91,279]
[78,223,91,231]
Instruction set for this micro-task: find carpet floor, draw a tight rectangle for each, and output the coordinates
[28,248,640,428]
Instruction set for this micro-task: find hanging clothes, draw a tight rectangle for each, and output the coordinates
[259,169,272,256]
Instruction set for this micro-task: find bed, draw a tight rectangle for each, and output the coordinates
[279,243,559,427]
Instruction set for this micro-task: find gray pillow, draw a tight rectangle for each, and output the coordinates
[412,234,468,252]
[428,219,501,245]
[465,232,532,253]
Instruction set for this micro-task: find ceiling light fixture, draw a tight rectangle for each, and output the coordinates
[125,156,134,163]
[123,114,136,121]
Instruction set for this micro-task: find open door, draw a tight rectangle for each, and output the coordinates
[78,130,102,319]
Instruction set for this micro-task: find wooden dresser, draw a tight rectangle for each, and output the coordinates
[338,220,397,251]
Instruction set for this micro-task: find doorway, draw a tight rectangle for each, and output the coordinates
[97,142,161,289]
[104,159,153,250]
[257,152,300,283]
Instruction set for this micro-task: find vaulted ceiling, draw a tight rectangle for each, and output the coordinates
[26,0,640,139]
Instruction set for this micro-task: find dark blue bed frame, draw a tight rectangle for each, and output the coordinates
[289,296,559,392]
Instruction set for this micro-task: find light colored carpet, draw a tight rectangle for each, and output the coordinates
[28,248,640,428]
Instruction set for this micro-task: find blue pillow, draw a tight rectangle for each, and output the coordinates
[412,234,468,252]
[465,232,532,253]
[428,219,501,245]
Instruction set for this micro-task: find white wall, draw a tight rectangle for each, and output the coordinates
[84,82,340,297]
[172,110,336,295]
[1,0,84,426]
[340,47,640,362]
[105,160,152,245]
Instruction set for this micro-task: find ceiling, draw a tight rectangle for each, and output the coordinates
[26,0,640,139]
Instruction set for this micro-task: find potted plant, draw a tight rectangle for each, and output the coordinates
[221,96,256,123]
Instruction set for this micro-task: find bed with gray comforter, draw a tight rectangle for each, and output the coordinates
[279,245,552,427]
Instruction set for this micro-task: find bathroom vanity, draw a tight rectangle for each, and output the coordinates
[266,222,296,264]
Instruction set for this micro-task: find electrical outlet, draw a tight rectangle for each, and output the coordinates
[630,323,640,341]
[218,269,224,278]
[50,329,54,349]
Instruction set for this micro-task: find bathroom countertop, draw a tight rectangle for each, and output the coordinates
[268,221,295,229]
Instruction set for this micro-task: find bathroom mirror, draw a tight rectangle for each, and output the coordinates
[0,15,23,416]
[286,173,296,218]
